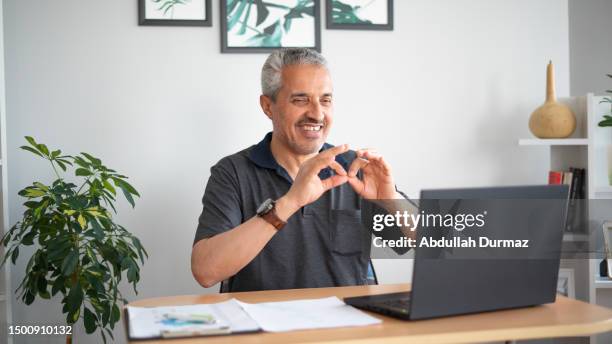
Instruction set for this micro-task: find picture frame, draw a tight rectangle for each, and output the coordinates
[326,0,393,30]
[603,221,612,278]
[138,0,212,26]
[557,268,576,298]
[220,0,321,54]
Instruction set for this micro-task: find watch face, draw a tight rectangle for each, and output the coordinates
[257,198,274,215]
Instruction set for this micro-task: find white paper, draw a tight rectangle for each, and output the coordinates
[127,296,381,338]
[236,296,382,332]
[127,299,259,339]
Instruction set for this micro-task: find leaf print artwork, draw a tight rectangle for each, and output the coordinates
[326,0,393,30]
[152,0,191,18]
[224,0,320,51]
[331,0,372,24]
[143,0,208,21]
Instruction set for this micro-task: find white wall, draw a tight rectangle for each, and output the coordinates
[569,0,612,96]
[3,1,569,343]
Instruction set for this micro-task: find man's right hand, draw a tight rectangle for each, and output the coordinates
[281,144,350,213]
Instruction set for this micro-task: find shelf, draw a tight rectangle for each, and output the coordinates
[594,276,612,289]
[563,233,589,242]
[594,186,612,195]
[518,138,589,146]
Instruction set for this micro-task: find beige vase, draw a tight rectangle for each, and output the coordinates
[529,61,576,138]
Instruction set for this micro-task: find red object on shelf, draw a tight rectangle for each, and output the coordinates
[548,171,563,184]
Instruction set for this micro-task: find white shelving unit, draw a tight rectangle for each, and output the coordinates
[0,1,12,343]
[519,93,612,344]
[518,138,590,146]
[595,276,612,289]
[563,233,590,242]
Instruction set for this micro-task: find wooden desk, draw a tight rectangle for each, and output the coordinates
[126,283,612,344]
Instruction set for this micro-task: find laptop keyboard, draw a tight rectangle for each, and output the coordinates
[378,298,411,310]
[346,292,413,319]
[360,296,412,318]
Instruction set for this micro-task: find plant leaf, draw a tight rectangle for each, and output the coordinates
[52,276,66,296]
[114,178,140,196]
[84,307,98,334]
[11,246,19,264]
[81,152,102,166]
[24,188,46,198]
[55,159,67,171]
[66,281,83,317]
[110,304,121,326]
[103,179,116,195]
[76,168,92,177]
[37,143,50,156]
[120,188,135,208]
[33,182,48,191]
[23,291,35,305]
[77,214,87,229]
[61,250,79,276]
[20,146,44,157]
[25,136,38,148]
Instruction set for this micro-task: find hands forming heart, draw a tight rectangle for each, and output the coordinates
[284,145,401,210]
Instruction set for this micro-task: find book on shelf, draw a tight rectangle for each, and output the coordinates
[548,171,563,185]
[548,167,586,233]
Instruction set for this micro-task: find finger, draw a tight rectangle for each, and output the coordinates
[356,148,378,159]
[348,157,369,177]
[322,175,348,191]
[361,150,382,160]
[347,176,365,196]
[362,151,391,174]
[329,160,347,176]
[309,144,349,171]
[319,144,349,160]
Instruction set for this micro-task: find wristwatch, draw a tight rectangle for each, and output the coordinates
[256,198,286,230]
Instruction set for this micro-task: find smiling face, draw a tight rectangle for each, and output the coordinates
[261,64,333,156]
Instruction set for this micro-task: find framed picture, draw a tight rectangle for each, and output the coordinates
[557,268,576,298]
[221,0,321,53]
[138,0,212,26]
[326,0,393,30]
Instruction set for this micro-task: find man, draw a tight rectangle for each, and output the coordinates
[191,48,407,292]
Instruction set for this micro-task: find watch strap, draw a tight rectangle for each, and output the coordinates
[260,207,286,230]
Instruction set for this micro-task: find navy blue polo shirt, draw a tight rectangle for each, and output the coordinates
[194,132,398,292]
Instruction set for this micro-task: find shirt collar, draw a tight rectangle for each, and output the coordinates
[248,132,349,180]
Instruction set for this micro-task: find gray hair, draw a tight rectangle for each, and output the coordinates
[261,48,328,101]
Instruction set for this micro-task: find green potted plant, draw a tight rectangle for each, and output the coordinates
[1,137,147,343]
[599,74,612,185]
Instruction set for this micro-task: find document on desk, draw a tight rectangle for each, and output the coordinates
[236,296,382,332]
[127,296,380,339]
[126,299,260,339]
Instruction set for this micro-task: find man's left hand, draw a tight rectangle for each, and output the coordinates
[347,149,400,200]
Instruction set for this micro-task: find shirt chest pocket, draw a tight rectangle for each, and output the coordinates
[329,210,364,256]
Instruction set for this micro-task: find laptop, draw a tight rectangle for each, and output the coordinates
[344,185,569,320]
